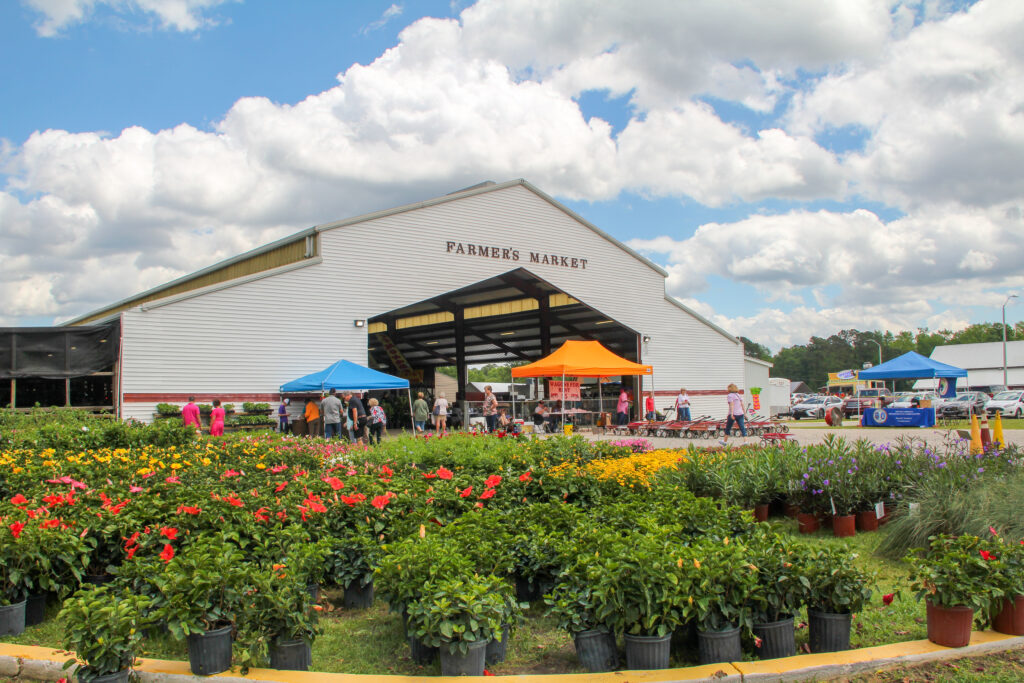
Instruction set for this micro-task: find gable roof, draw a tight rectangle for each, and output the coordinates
[65,180,668,325]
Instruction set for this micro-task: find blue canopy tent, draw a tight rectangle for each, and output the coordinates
[280,360,413,432]
[856,351,967,426]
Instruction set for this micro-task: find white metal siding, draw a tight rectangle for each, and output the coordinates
[120,184,743,421]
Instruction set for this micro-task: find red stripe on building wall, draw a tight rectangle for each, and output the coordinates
[123,393,281,403]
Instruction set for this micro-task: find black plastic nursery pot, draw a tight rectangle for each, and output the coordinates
[624,632,671,670]
[307,583,320,604]
[573,629,619,673]
[439,639,487,676]
[485,624,511,665]
[752,617,796,660]
[187,624,233,676]
[697,626,742,664]
[77,667,131,683]
[269,638,312,671]
[808,609,852,653]
[343,579,374,609]
[25,593,48,627]
[514,574,541,603]
[0,599,27,637]
[408,633,439,665]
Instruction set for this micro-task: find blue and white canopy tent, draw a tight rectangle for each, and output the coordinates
[857,351,968,425]
[280,360,413,431]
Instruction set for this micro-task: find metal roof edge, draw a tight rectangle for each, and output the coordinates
[745,356,774,368]
[664,294,740,345]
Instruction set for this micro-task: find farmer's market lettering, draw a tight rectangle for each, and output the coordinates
[445,241,589,269]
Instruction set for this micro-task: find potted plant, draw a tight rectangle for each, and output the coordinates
[590,536,687,670]
[989,532,1024,636]
[60,585,152,683]
[687,541,758,665]
[325,531,381,609]
[906,534,1004,647]
[157,534,248,675]
[747,533,807,660]
[544,580,618,672]
[154,403,181,418]
[803,546,873,652]
[405,574,509,676]
[236,567,320,672]
[24,523,90,626]
[0,518,34,636]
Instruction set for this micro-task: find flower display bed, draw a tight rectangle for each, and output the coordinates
[0,407,1022,676]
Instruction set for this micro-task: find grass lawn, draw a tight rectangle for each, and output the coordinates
[1,516,936,675]
[850,649,1024,682]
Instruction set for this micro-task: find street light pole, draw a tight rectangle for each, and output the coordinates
[865,339,883,391]
[1003,294,1018,388]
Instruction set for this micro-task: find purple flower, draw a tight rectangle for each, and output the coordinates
[803,473,810,479]
[823,479,830,486]
[938,462,947,469]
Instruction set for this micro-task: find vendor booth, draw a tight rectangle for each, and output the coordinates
[856,351,967,428]
[511,340,653,431]
[280,360,412,431]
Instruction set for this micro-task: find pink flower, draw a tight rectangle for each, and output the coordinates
[129,485,143,493]
[165,475,180,484]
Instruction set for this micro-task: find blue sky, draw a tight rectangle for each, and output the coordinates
[2,0,1022,347]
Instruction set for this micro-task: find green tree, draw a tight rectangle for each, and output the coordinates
[739,336,772,361]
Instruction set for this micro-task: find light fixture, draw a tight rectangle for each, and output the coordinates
[500,331,515,336]
[642,335,651,344]
[99,339,107,343]
[353,320,366,328]
[595,320,614,325]
[425,340,439,345]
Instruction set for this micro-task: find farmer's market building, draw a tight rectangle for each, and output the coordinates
[8,180,748,422]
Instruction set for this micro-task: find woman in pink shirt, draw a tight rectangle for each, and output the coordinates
[181,396,201,431]
[720,383,746,445]
[209,399,226,437]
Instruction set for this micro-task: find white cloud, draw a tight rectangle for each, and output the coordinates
[361,3,403,35]
[23,0,234,36]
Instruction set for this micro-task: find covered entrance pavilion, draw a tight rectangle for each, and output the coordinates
[367,268,641,413]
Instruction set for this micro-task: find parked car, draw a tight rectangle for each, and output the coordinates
[985,390,1024,418]
[969,385,1007,398]
[938,392,990,419]
[792,395,843,419]
[890,392,936,409]
[841,387,894,417]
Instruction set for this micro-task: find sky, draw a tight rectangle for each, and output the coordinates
[2,0,1023,350]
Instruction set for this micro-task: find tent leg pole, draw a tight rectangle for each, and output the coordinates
[407,388,414,434]
[561,370,565,432]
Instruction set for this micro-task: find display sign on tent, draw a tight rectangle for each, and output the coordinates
[549,379,581,402]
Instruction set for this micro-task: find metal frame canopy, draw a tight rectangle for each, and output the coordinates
[857,351,967,380]
[367,268,639,369]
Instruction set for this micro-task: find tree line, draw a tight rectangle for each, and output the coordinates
[756,322,1024,390]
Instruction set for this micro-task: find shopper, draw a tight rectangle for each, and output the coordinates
[412,392,430,433]
[533,400,550,433]
[304,397,321,438]
[321,389,343,439]
[616,387,630,426]
[181,396,202,431]
[720,383,747,445]
[433,392,449,434]
[277,398,290,433]
[344,391,367,444]
[209,399,226,437]
[675,388,691,421]
[368,398,387,445]
[482,385,499,432]
[645,393,656,420]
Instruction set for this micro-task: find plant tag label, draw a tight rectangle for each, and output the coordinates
[875,501,885,518]
[908,502,920,517]
[830,496,837,516]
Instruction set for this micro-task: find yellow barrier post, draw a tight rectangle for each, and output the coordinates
[969,413,983,455]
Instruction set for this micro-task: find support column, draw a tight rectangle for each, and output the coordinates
[455,306,467,415]
[539,296,551,401]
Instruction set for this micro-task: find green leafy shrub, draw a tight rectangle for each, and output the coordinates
[405,574,513,655]
[906,534,1005,615]
[155,403,181,416]
[803,546,874,614]
[60,585,152,681]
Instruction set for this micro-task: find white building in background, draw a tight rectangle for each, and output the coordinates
[67,180,748,422]
[913,340,1024,391]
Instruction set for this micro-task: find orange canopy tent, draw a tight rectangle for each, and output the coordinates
[511,340,653,426]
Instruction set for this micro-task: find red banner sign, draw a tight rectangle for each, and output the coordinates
[549,380,581,401]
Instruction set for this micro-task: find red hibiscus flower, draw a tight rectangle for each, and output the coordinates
[323,476,344,490]
[479,488,495,500]
[39,519,61,530]
[159,543,175,563]
[371,495,391,510]
[253,507,270,523]
[124,531,141,548]
[160,526,179,540]
[437,467,453,480]
[177,505,201,515]
[274,481,288,493]
[422,472,437,479]
[225,495,244,507]
[380,465,394,479]
[270,464,288,473]
[9,521,26,539]
[882,593,895,606]
[42,494,64,506]
[980,550,996,561]
[10,494,28,506]
[459,486,473,498]
[222,469,241,478]
[484,475,502,488]
[126,546,138,560]
[519,471,532,482]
